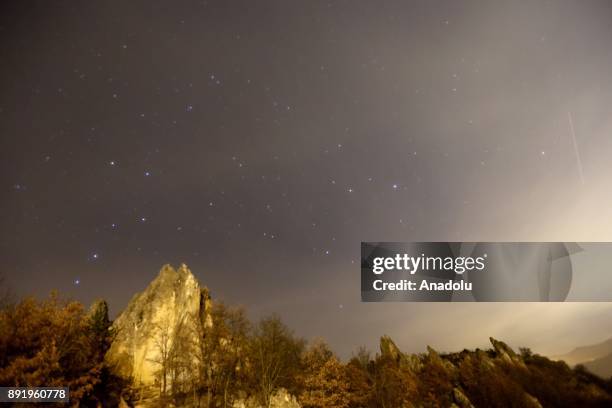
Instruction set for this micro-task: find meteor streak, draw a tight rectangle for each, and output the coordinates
[567,111,585,185]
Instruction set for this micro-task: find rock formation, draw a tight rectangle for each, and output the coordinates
[234,389,300,408]
[380,334,423,372]
[378,336,546,408]
[105,264,212,395]
[101,265,610,407]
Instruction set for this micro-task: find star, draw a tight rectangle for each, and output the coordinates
[144,171,151,176]
[392,184,398,190]
[109,160,116,166]
[92,253,99,259]
[347,187,353,193]
[140,217,147,222]
[74,279,80,285]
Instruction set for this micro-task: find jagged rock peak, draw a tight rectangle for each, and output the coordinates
[489,337,526,368]
[105,263,212,392]
[156,262,196,285]
[489,337,517,358]
[426,345,439,357]
[380,335,402,362]
[379,335,424,373]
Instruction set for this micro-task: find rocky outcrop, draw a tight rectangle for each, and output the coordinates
[380,335,423,372]
[101,264,603,408]
[233,389,300,408]
[380,335,402,362]
[452,387,474,408]
[489,337,527,368]
[378,336,546,408]
[268,389,301,408]
[105,264,212,393]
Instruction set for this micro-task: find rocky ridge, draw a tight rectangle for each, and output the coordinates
[379,336,542,408]
[102,265,612,407]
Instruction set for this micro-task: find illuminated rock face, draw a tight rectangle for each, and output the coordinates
[105,263,211,390]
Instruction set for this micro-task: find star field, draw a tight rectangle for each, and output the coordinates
[2,0,612,357]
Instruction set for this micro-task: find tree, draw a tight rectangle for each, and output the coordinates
[370,354,417,408]
[168,317,197,405]
[191,301,251,408]
[248,315,304,407]
[345,349,372,408]
[0,273,12,310]
[0,292,115,404]
[299,339,350,408]
[148,319,173,400]
[88,299,114,360]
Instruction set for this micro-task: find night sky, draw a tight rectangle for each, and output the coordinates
[2,1,612,358]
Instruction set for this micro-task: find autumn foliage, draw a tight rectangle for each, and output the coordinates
[1,290,612,407]
[0,293,125,406]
